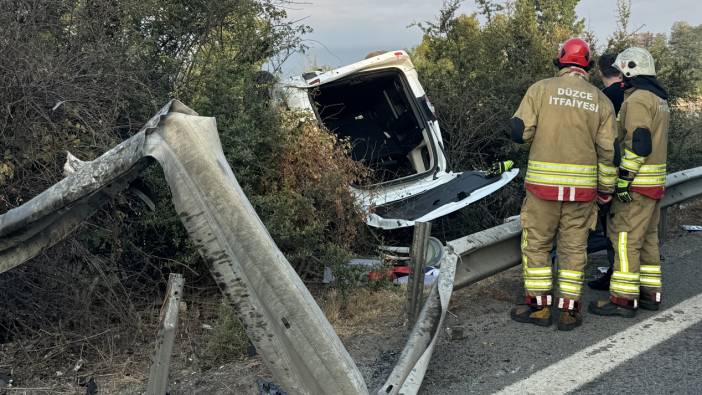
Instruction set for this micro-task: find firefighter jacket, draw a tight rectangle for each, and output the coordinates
[617,87,669,200]
[511,68,617,201]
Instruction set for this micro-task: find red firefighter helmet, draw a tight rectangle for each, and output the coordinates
[557,38,592,69]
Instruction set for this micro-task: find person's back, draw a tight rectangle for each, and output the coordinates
[619,88,669,199]
[589,47,669,316]
[509,38,617,331]
[513,68,617,202]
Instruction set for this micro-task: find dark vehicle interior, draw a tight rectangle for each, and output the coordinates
[311,70,432,184]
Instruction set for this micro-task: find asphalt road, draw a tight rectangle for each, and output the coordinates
[420,232,702,394]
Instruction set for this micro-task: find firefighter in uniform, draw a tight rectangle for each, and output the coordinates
[590,47,669,317]
[509,38,618,331]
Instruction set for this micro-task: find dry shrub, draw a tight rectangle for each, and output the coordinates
[251,112,371,280]
[319,288,405,339]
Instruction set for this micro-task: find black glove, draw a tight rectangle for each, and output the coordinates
[485,160,514,178]
[615,178,633,203]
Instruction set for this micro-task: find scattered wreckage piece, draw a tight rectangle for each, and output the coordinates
[0,100,366,395]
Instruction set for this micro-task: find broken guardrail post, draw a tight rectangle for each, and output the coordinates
[659,207,668,237]
[407,221,431,327]
[147,273,184,395]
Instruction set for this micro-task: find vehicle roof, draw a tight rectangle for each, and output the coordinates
[283,50,415,89]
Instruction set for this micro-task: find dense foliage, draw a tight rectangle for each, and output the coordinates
[0,0,367,365]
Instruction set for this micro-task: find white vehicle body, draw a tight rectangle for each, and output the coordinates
[281,50,517,229]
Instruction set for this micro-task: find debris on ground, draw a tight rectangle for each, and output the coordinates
[257,378,287,395]
[446,326,468,341]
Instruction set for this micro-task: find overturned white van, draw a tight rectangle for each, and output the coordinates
[281,50,517,229]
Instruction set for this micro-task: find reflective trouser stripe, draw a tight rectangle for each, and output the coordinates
[526,267,552,276]
[640,264,662,288]
[611,271,640,295]
[640,265,662,274]
[525,280,553,290]
[558,270,584,297]
[522,228,553,293]
[618,232,629,273]
[521,229,528,270]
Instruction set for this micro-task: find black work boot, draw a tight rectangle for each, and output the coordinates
[510,295,552,327]
[556,298,582,331]
[588,296,637,318]
[640,292,661,311]
[587,267,612,291]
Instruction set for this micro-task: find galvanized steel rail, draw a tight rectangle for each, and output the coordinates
[447,166,702,290]
[2,97,700,395]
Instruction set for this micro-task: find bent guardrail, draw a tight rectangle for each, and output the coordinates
[0,101,366,394]
[2,97,700,394]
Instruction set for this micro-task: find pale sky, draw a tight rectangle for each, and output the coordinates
[281,0,701,76]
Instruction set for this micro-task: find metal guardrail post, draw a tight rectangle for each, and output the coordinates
[407,221,431,327]
[147,273,184,395]
[659,207,668,237]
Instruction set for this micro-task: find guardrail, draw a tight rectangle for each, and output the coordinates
[448,166,702,287]
[2,98,700,394]
[371,165,702,392]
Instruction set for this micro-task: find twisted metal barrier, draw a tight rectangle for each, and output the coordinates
[1,99,700,394]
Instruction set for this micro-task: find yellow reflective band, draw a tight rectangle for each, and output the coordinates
[558,270,584,281]
[598,163,618,175]
[610,280,640,292]
[640,265,662,274]
[623,148,645,163]
[561,291,581,297]
[525,173,598,187]
[632,175,666,186]
[610,283,640,295]
[621,158,643,172]
[528,160,597,175]
[526,267,552,275]
[525,280,553,289]
[599,175,617,187]
[559,282,582,292]
[521,230,528,271]
[618,232,629,273]
[612,271,640,281]
[640,277,662,287]
[639,164,667,173]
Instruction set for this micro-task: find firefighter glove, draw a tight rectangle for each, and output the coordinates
[615,178,633,203]
[486,160,514,178]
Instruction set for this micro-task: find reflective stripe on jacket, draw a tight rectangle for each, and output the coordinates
[513,68,618,202]
[618,88,669,200]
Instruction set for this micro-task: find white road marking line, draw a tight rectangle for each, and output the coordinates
[493,293,702,395]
